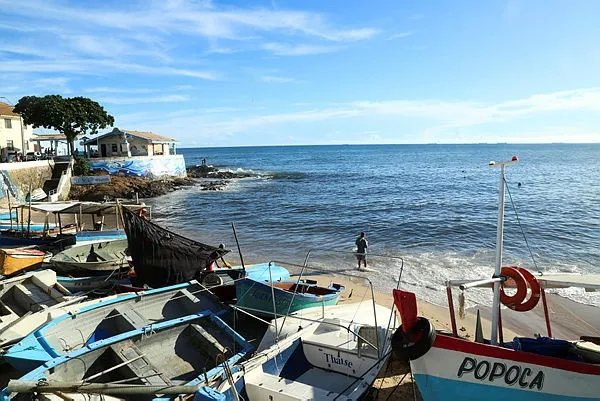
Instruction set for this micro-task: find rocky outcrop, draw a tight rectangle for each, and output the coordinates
[69,164,252,201]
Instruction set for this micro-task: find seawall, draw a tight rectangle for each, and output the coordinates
[0,160,53,206]
[86,155,186,179]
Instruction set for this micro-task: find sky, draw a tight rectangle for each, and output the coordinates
[1,0,600,147]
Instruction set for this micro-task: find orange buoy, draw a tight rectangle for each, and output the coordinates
[499,266,527,308]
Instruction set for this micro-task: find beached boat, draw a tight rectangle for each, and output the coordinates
[4,280,225,372]
[0,247,47,276]
[121,206,228,288]
[195,299,397,400]
[56,270,133,293]
[0,231,76,248]
[50,239,129,274]
[392,157,600,401]
[201,262,291,301]
[0,270,118,347]
[235,276,344,317]
[2,310,253,400]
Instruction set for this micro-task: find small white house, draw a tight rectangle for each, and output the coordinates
[0,102,34,155]
[82,128,177,158]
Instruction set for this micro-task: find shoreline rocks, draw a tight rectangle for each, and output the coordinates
[68,165,250,201]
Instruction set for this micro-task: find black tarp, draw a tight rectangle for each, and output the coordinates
[122,206,229,288]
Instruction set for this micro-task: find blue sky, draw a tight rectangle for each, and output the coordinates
[1,0,600,147]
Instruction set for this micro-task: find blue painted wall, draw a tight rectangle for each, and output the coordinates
[87,155,186,179]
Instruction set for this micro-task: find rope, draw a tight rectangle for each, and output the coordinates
[504,177,540,273]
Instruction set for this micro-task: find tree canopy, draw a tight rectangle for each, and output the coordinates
[14,95,114,157]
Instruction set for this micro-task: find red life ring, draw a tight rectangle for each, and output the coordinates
[499,266,527,307]
[506,267,541,312]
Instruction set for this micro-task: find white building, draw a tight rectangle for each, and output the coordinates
[0,102,33,155]
[82,128,177,158]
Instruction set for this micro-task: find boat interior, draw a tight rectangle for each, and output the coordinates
[502,336,600,364]
[0,274,69,325]
[42,282,222,354]
[57,240,128,264]
[273,280,343,296]
[13,318,242,401]
[245,318,387,400]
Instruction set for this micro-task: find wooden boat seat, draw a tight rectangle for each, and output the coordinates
[11,283,54,312]
[110,339,171,386]
[188,323,228,360]
[112,307,148,331]
[0,299,19,323]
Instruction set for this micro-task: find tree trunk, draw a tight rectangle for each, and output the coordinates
[68,139,78,159]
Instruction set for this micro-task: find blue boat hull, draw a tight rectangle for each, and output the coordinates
[235,278,343,317]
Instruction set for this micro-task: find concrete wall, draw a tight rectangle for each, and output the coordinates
[87,154,186,179]
[0,117,34,152]
[0,160,53,205]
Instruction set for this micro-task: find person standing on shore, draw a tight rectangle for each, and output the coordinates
[355,232,368,269]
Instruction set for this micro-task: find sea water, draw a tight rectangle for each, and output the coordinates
[146,144,600,307]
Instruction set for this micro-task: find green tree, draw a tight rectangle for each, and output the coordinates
[14,95,114,158]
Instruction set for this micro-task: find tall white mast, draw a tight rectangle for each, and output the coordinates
[488,156,518,345]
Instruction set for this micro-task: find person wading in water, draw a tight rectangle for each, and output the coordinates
[355,232,368,269]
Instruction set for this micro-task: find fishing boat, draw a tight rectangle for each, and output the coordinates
[391,157,600,401]
[4,280,225,372]
[201,262,291,301]
[0,247,47,276]
[0,270,118,347]
[235,276,344,317]
[55,270,133,293]
[195,299,397,401]
[121,206,229,288]
[2,310,253,400]
[50,239,129,274]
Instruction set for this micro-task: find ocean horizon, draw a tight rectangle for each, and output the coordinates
[147,143,600,307]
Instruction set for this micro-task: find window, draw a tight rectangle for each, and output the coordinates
[4,119,12,129]
[111,144,118,153]
[7,140,14,149]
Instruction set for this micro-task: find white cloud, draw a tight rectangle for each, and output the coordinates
[120,87,600,143]
[386,31,413,40]
[262,42,340,55]
[0,59,218,80]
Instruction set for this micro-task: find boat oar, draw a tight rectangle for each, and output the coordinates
[7,380,203,395]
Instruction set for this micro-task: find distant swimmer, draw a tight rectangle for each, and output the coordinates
[355,232,369,269]
[518,182,522,187]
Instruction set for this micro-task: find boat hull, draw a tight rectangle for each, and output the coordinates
[0,248,45,276]
[411,334,600,401]
[235,278,342,317]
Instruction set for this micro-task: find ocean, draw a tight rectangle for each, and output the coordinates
[146,144,600,307]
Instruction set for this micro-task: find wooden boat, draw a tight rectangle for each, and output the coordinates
[3,310,253,400]
[235,276,344,317]
[200,262,291,301]
[55,270,133,293]
[121,206,228,288]
[195,299,397,400]
[0,231,76,248]
[0,270,118,347]
[50,239,129,274]
[5,280,225,372]
[0,247,46,276]
[392,157,600,401]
